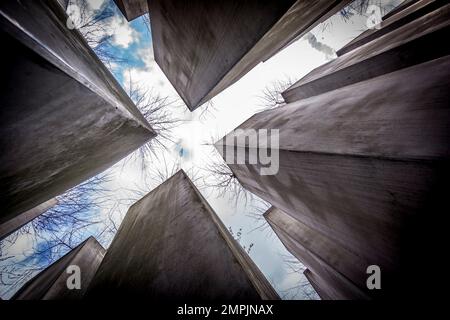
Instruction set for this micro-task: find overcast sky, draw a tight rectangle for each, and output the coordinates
[0,0,402,300]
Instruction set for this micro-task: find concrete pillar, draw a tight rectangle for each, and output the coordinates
[56,0,69,10]
[265,207,370,300]
[0,0,155,225]
[13,237,105,300]
[303,269,332,301]
[86,170,279,300]
[216,56,450,298]
[382,0,420,21]
[282,3,450,102]
[144,0,350,111]
[337,0,446,56]
[0,198,58,241]
[113,0,148,21]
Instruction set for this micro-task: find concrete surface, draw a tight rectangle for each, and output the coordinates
[0,198,58,241]
[148,0,350,111]
[13,237,106,300]
[304,269,331,300]
[382,0,420,20]
[0,0,155,224]
[86,170,279,300]
[56,0,69,10]
[217,56,450,298]
[265,207,370,300]
[337,0,445,56]
[113,0,148,21]
[283,3,450,102]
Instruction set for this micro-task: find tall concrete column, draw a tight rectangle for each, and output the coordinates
[0,0,155,224]
[129,0,350,111]
[113,0,148,21]
[216,56,450,298]
[86,170,279,300]
[265,207,370,300]
[382,0,420,21]
[13,237,105,300]
[337,0,445,56]
[0,198,58,241]
[303,269,331,300]
[282,3,450,102]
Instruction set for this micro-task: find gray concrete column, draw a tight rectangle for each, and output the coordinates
[337,0,444,56]
[13,237,106,300]
[113,0,148,21]
[0,0,155,225]
[283,3,450,102]
[382,0,420,21]
[303,269,332,301]
[56,0,70,10]
[85,170,279,300]
[145,0,350,111]
[265,207,370,300]
[216,56,450,298]
[0,198,58,241]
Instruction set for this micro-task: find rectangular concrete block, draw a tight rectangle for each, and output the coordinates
[303,269,334,301]
[86,170,279,300]
[217,56,450,297]
[0,0,155,224]
[0,198,58,241]
[283,3,450,102]
[265,207,370,300]
[13,237,106,300]
[337,0,445,56]
[382,0,420,21]
[113,0,148,21]
[147,0,350,110]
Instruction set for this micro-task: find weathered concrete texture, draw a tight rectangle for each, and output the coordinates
[0,0,155,224]
[337,0,446,56]
[148,0,350,111]
[0,198,58,241]
[382,0,420,20]
[265,207,370,300]
[13,237,105,300]
[283,3,450,102]
[113,0,148,21]
[303,269,331,300]
[217,56,450,298]
[86,170,279,300]
[56,0,69,10]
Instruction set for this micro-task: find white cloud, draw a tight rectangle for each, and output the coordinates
[111,15,139,48]
[87,0,106,11]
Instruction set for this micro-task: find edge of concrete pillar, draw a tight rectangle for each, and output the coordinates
[0,0,156,222]
[182,171,279,300]
[264,207,370,300]
[303,269,331,300]
[113,0,148,21]
[86,170,279,300]
[337,0,446,56]
[148,0,351,111]
[195,0,352,110]
[12,237,106,300]
[382,0,420,21]
[56,0,69,10]
[0,198,58,241]
[282,3,450,102]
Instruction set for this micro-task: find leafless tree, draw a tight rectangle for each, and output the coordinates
[123,75,182,173]
[202,153,253,206]
[68,0,128,69]
[0,172,112,299]
[228,226,254,255]
[258,77,295,111]
[280,254,319,300]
